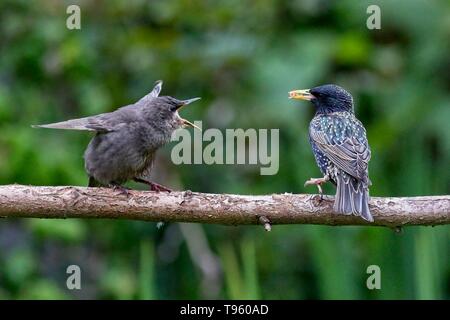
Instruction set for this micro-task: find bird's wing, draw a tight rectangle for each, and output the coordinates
[310,123,371,181]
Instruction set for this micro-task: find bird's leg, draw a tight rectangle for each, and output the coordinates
[149,182,172,193]
[134,178,172,193]
[304,174,329,200]
[109,183,130,197]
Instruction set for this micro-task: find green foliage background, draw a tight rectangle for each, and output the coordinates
[0,0,448,299]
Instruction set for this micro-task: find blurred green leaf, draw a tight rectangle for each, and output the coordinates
[28,219,86,243]
[20,280,67,300]
[139,238,156,300]
[5,249,36,285]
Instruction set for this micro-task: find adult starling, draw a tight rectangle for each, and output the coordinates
[33,81,201,193]
[289,84,373,222]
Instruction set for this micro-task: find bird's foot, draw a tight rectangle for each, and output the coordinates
[110,184,130,197]
[149,182,172,193]
[304,176,329,199]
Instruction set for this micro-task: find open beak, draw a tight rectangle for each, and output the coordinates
[182,118,201,130]
[177,97,202,130]
[289,89,315,101]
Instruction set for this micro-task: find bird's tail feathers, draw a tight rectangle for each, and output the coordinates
[32,117,97,132]
[334,173,373,222]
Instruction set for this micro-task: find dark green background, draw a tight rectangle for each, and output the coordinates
[0,0,448,299]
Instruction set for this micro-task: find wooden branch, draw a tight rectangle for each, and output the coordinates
[0,185,448,228]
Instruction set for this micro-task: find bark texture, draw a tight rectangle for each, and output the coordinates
[0,185,448,227]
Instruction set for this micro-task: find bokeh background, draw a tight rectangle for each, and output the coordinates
[0,0,449,299]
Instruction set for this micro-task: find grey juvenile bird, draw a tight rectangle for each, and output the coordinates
[289,84,373,222]
[33,81,201,193]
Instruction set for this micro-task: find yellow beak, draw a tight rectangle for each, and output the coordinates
[177,97,202,130]
[182,118,201,131]
[289,89,314,101]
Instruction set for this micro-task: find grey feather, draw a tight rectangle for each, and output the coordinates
[32,104,140,132]
[33,81,200,189]
[32,116,112,132]
[137,80,163,104]
[334,171,373,222]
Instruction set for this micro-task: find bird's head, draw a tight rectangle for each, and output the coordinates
[150,95,201,131]
[141,81,201,132]
[289,84,354,114]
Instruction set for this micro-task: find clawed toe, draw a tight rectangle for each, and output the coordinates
[304,178,314,188]
[111,185,130,197]
[304,176,328,195]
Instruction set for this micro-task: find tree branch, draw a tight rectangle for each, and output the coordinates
[0,185,448,228]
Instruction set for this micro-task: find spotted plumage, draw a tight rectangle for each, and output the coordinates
[289,84,373,222]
